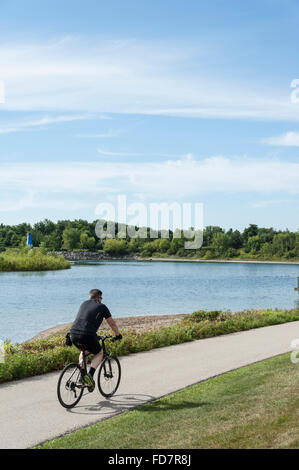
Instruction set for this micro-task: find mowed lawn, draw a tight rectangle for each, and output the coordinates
[37,353,299,449]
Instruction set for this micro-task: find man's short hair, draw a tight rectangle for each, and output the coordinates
[89,289,102,300]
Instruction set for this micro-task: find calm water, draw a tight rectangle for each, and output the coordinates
[1,260,299,343]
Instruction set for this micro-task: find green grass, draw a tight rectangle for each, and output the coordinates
[1,308,299,384]
[0,248,70,272]
[36,353,299,449]
[145,252,299,263]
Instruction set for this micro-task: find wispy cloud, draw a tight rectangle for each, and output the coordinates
[97,147,143,157]
[1,36,298,121]
[251,199,296,208]
[1,155,299,215]
[261,131,299,146]
[97,147,185,158]
[75,129,120,139]
[0,80,5,104]
[0,113,106,134]
[0,193,93,212]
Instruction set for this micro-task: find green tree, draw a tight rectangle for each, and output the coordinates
[86,236,96,250]
[226,229,243,249]
[242,224,258,243]
[79,231,96,250]
[159,239,170,253]
[167,237,184,255]
[246,235,261,254]
[33,219,55,235]
[79,232,89,249]
[271,232,296,258]
[140,241,156,256]
[257,227,276,244]
[203,226,224,246]
[260,242,273,258]
[62,228,81,250]
[211,233,230,256]
[103,239,128,256]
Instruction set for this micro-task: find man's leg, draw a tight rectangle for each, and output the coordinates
[83,336,104,390]
[79,350,89,368]
[89,350,103,374]
[82,350,103,391]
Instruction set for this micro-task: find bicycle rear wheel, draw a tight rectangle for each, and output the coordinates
[97,356,121,398]
[57,362,84,408]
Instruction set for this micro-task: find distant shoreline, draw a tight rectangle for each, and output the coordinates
[139,257,299,265]
[56,250,299,266]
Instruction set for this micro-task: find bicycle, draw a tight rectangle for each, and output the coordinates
[57,335,121,409]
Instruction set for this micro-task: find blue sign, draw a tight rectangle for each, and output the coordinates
[26,233,33,248]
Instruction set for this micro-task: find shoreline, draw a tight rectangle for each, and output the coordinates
[139,257,299,265]
[29,313,188,341]
[58,251,299,266]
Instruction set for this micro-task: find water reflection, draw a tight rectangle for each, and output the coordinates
[0,271,48,277]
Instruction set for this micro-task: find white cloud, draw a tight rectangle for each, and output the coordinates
[0,190,94,212]
[251,199,295,208]
[1,155,299,214]
[0,113,108,134]
[0,80,5,104]
[0,36,298,121]
[97,147,144,157]
[75,129,120,139]
[261,131,299,146]
[97,147,184,158]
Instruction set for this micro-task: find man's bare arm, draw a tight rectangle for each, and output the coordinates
[106,317,120,336]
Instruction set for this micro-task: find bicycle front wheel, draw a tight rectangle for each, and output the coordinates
[57,362,84,409]
[97,356,121,398]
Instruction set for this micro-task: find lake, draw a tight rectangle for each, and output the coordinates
[1,260,299,343]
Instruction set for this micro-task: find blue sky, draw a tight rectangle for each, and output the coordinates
[1,0,299,230]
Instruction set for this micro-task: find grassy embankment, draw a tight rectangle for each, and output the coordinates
[143,251,299,263]
[0,248,70,272]
[1,308,299,384]
[36,353,299,449]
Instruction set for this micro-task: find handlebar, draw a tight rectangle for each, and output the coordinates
[97,335,113,341]
[97,334,123,343]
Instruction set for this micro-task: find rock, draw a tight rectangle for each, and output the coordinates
[54,251,137,261]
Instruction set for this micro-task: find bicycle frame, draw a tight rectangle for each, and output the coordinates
[78,335,113,376]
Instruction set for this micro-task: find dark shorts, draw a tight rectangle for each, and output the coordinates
[70,332,102,355]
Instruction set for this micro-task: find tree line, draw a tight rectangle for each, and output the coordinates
[0,219,299,260]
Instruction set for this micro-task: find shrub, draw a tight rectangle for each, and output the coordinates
[189,310,227,322]
[103,239,129,256]
[0,248,70,272]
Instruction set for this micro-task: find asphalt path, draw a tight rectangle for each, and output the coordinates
[0,321,298,448]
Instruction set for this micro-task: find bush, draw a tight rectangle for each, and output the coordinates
[0,248,70,272]
[103,239,129,256]
[189,310,227,322]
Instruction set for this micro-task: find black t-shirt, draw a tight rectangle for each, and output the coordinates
[70,300,112,336]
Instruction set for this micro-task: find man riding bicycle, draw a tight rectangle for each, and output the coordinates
[70,289,122,391]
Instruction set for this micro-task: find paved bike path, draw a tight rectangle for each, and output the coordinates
[0,321,298,449]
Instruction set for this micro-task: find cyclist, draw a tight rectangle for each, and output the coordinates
[70,289,122,391]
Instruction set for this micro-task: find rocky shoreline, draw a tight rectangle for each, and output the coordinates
[55,251,299,265]
[54,251,138,261]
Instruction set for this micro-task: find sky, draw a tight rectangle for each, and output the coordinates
[1,0,299,231]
